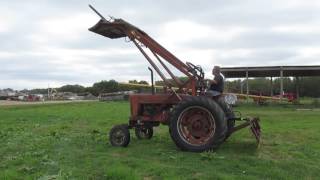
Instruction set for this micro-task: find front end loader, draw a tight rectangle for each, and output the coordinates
[88,5,261,152]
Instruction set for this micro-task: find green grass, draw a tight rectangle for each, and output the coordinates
[0,101,320,179]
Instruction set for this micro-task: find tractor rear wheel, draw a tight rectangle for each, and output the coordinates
[109,124,130,147]
[169,97,227,152]
[135,126,153,139]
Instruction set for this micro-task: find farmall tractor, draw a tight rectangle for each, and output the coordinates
[89,5,261,152]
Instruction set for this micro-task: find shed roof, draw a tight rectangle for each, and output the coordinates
[221,66,320,78]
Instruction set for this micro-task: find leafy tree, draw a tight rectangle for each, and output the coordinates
[59,84,85,93]
[298,77,320,97]
[29,88,49,94]
[225,76,320,98]
[138,80,149,85]
[129,80,138,84]
[91,80,119,96]
[155,80,165,86]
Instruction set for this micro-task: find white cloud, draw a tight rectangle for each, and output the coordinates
[273,0,320,9]
[0,10,15,33]
[1,0,320,89]
[158,20,251,46]
[297,47,320,58]
[0,51,16,58]
[32,13,98,42]
[272,24,320,34]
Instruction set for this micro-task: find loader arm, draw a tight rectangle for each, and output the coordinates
[88,5,205,95]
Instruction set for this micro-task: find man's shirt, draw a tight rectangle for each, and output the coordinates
[210,73,224,93]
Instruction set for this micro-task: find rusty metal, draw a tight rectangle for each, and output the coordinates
[230,117,261,144]
[177,106,216,146]
[148,67,155,95]
[131,38,172,86]
[151,51,184,87]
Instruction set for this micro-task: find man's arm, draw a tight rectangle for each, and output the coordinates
[210,75,222,85]
[209,79,218,85]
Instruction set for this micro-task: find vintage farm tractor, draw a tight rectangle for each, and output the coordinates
[89,5,261,152]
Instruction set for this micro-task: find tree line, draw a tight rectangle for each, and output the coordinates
[23,77,320,97]
[225,77,320,97]
[23,80,151,96]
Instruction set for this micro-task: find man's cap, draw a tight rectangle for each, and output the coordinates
[213,66,221,70]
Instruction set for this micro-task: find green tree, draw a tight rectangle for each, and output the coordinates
[91,80,119,96]
[138,80,149,85]
[59,85,85,93]
[299,77,320,97]
[129,80,138,84]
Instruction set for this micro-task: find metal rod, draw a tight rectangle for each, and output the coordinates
[230,117,259,134]
[126,27,197,95]
[132,39,172,86]
[148,67,155,95]
[230,121,251,134]
[88,4,107,20]
[136,31,191,77]
[151,51,183,87]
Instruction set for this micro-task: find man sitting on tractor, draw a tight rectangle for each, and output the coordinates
[208,66,224,96]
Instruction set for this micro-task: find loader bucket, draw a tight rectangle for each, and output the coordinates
[89,18,146,39]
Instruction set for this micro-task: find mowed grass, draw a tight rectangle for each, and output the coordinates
[0,101,319,179]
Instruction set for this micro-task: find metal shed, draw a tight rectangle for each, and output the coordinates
[220,65,320,99]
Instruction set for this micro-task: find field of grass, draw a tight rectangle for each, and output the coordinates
[0,101,319,179]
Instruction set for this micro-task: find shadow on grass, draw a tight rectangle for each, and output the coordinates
[219,140,259,155]
[137,137,260,156]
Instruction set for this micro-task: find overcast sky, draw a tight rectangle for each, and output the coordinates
[1,0,320,89]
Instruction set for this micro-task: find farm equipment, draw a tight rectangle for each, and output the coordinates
[88,5,261,152]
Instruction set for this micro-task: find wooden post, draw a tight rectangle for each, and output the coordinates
[270,77,273,96]
[280,67,283,100]
[295,77,300,101]
[240,80,244,94]
[246,69,249,102]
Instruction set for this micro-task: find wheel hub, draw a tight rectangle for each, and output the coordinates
[188,116,210,138]
[112,130,125,145]
[178,106,216,146]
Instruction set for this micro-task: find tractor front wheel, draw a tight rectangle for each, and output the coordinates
[169,97,227,152]
[109,124,130,147]
[135,126,153,139]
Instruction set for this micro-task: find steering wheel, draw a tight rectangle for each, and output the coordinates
[186,62,204,79]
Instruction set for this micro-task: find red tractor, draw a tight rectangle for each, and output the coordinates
[89,5,260,152]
